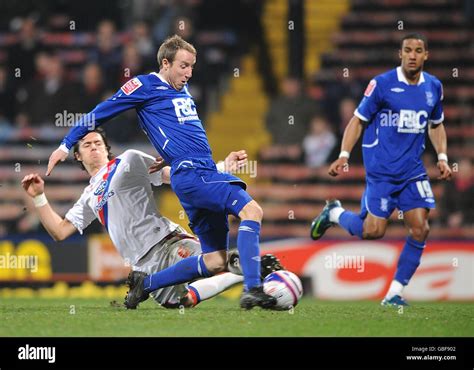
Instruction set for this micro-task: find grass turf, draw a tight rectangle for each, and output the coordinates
[0,297,472,337]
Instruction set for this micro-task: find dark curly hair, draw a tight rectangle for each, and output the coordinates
[400,33,428,50]
[73,128,113,171]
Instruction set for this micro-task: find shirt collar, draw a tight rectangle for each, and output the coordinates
[150,72,171,86]
[397,66,425,86]
[150,71,186,91]
[89,163,107,184]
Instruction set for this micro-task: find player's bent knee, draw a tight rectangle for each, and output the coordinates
[207,263,226,274]
[362,225,386,240]
[409,224,430,242]
[362,215,387,240]
[203,250,227,274]
[239,200,263,222]
[362,231,385,240]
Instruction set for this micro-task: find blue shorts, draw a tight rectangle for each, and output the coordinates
[170,157,253,253]
[360,175,436,219]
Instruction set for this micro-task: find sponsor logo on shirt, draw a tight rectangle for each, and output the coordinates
[390,87,405,93]
[172,97,199,123]
[95,190,115,212]
[397,109,428,133]
[379,109,428,133]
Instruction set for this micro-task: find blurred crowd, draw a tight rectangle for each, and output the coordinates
[0,0,472,234]
[263,76,362,167]
[0,0,254,141]
[0,16,199,143]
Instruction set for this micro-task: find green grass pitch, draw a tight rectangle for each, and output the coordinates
[0,297,472,337]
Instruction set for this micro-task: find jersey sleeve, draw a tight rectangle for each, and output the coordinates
[354,78,383,123]
[60,76,150,151]
[65,192,96,234]
[429,80,444,125]
[123,149,164,186]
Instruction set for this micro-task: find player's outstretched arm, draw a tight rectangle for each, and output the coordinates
[21,174,77,241]
[47,77,149,176]
[428,122,452,180]
[328,115,364,177]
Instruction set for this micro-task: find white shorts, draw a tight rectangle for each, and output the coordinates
[133,226,201,307]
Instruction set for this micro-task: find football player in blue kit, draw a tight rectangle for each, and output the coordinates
[46,35,276,310]
[310,33,452,306]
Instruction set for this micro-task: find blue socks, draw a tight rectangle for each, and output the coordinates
[339,211,364,238]
[394,236,425,285]
[338,207,425,287]
[143,255,211,293]
[142,220,263,293]
[237,220,262,291]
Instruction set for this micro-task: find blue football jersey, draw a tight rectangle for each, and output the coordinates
[354,67,444,182]
[60,72,212,164]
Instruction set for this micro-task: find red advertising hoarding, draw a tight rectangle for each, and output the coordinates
[261,239,474,300]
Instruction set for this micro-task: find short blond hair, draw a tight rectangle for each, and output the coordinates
[157,35,196,69]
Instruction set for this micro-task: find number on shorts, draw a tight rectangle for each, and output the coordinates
[416,180,433,198]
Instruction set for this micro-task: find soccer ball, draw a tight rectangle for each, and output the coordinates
[263,270,303,310]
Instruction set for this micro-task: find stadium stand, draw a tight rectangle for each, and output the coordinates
[0,0,472,241]
[0,1,247,237]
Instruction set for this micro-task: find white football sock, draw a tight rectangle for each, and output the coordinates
[329,207,345,223]
[189,273,243,303]
[386,280,404,300]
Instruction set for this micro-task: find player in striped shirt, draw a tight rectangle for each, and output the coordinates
[22,128,282,308]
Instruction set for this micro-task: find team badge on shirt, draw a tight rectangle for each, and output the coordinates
[94,180,107,196]
[121,78,143,95]
[425,91,434,107]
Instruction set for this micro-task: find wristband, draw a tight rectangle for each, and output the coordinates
[216,161,225,172]
[437,153,448,162]
[339,151,350,159]
[58,144,70,154]
[33,193,48,207]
